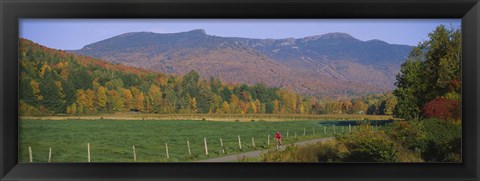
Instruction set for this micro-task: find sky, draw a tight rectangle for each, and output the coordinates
[20,19,461,50]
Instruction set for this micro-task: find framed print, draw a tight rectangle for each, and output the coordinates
[1,0,479,180]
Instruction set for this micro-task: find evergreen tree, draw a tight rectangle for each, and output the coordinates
[40,70,65,113]
[19,78,36,106]
[62,79,76,107]
[220,87,232,102]
[265,102,274,114]
[68,67,92,90]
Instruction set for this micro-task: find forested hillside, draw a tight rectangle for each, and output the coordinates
[19,38,395,116]
[72,30,413,97]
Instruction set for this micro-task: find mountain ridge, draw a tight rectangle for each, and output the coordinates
[71,30,414,98]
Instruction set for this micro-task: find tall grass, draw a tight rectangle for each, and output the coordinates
[258,140,343,162]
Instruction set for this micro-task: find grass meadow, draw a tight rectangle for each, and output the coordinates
[19,119,390,162]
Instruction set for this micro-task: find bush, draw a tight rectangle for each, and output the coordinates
[422,98,461,122]
[384,118,460,162]
[395,146,424,162]
[337,124,398,162]
[420,118,461,162]
[19,101,50,116]
[315,141,344,162]
[386,120,427,152]
[260,146,300,162]
[421,118,461,144]
[423,137,461,162]
[440,137,461,162]
[259,141,342,162]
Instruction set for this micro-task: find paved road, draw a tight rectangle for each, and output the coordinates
[197,137,334,162]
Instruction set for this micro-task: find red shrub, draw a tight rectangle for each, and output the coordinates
[450,79,461,92]
[422,98,461,121]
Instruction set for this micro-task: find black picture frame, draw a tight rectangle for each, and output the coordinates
[1,0,479,180]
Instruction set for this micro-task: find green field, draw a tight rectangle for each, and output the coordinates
[19,119,389,162]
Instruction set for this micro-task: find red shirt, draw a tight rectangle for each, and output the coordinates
[275,132,282,139]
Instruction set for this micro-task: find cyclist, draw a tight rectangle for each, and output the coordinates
[274,131,282,148]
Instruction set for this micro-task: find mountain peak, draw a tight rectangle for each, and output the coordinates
[185,29,207,35]
[302,32,356,41]
[117,31,154,37]
[366,39,388,44]
[320,32,354,39]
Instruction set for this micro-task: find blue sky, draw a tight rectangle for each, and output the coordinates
[20,19,461,50]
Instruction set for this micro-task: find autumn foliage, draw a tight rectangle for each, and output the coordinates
[422,98,461,122]
[19,38,395,116]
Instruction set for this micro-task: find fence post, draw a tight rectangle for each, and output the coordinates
[132,145,137,162]
[333,125,336,134]
[166,143,170,159]
[324,126,327,135]
[87,143,91,162]
[187,140,191,156]
[252,137,255,148]
[349,124,352,132]
[48,147,52,163]
[220,138,225,154]
[295,132,297,139]
[267,135,270,146]
[204,137,208,155]
[28,146,32,163]
[238,135,242,149]
[286,130,289,139]
[303,128,306,136]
